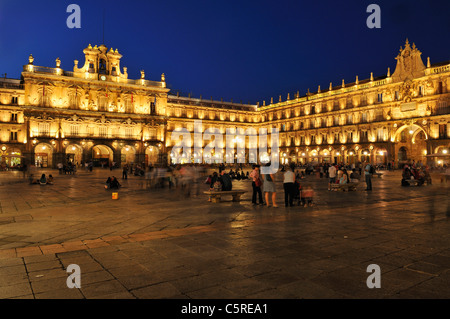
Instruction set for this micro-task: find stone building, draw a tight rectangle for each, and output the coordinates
[0,40,448,169]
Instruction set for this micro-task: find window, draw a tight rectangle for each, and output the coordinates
[310,135,316,144]
[347,114,353,124]
[334,133,340,143]
[70,125,79,137]
[11,113,18,122]
[439,124,448,139]
[361,131,369,142]
[12,97,18,104]
[99,126,108,137]
[150,102,156,114]
[334,116,340,126]
[99,59,107,74]
[362,112,368,123]
[310,105,315,114]
[300,136,305,145]
[39,123,50,136]
[438,82,443,94]
[347,132,353,143]
[395,91,400,101]
[377,93,383,103]
[10,131,18,141]
[419,86,424,96]
[125,128,134,138]
[377,128,384,141]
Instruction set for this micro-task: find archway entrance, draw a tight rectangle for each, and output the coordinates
[92,145,114,167]
[65,144,83,165]
[121,145,136,165]
[145,145,159,166]
[35,143,53,168]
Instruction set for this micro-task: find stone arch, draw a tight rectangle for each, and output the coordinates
[34,143,54,168]
[393,124,428,142]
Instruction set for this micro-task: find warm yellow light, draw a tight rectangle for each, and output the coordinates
[443,149,448,154]
[349,152,354,155]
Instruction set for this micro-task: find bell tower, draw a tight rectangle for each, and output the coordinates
[73,44,128,81]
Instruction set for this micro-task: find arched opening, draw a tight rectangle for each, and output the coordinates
[145,145,160,166]
[65,144,83,165]
[121,145,136,165]
[92,145,114,167]
[0,147,23,169]
[34,143,53,168]
[398,146,408,163]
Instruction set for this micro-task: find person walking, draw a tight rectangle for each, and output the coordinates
[283,165,295,207]
[263,164,278,207]
[364,162,373,191]
[249,165,264,205]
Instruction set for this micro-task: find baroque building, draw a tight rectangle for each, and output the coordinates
[0,40,449,169]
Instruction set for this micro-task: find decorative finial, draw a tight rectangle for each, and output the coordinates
[342,79,345,88]
[370,72,374,81]
[296,90,299,98]
[56,57,61,68]
[161,73,165,82]
[427,57,430,68]
[140,70,145,79]
[329,82,332,91]
[279,95,282,102]
[270,97,273,104]
[287,93,290,100]
[355,76,359,85]
[263,100,266,106]
[28,54,34,65]
[387,67,391,77]
[318,85,321,93]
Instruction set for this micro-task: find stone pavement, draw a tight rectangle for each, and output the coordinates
[0,168,449,299]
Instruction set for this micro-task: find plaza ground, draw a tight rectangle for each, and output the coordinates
[0,167,449,299]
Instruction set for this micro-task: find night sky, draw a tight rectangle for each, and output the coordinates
[1,0,449,105]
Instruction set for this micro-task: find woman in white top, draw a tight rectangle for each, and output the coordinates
[283,166,295,207]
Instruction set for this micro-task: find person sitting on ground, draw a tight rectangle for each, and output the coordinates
[110,176,121,189]
[39,174,47,185]
[47,175,54,185]
[339,169,349,184]
[105,177,112,189]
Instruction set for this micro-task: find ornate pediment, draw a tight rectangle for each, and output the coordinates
[391,39,426,82]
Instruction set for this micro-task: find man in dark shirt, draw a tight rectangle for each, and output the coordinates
[219,170,233,191]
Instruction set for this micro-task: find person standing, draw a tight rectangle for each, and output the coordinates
[263,164,278,208]
[249,165,264,205]
[364,162,373,191]
[328,164,337,190]
[122,164,128,180]
[283,166,295,207]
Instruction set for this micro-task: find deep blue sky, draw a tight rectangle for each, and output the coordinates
[1,0,449,105]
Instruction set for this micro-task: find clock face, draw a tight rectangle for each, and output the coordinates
[100,75,106,81]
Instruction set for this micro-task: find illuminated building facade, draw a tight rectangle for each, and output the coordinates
[0,40,448,168]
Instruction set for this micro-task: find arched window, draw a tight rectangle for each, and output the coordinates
[99,59,107,74]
